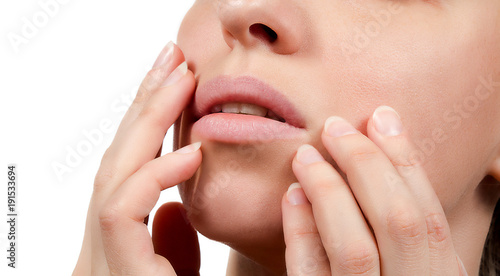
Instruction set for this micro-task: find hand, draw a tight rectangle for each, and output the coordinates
[282,106,468,275]
[73,42,202,276]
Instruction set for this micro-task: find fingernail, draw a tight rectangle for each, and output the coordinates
[153,41,175,69]
[296,144,324,165]
[287,183,308,206]
[175,142,201,154]
[161,61,188,87]
[373,106,402,136]
[324,116,358,138]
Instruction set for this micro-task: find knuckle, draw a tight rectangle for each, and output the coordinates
[94,169,118,194]
[137,100,165,128]
[386,206,427,247]
[288,256,330,276]
[393,151,421,169]
[425,212,451,245]
[93,149,121,193]
[336,241,379,275]
[138,69,162,98]
[349,146,382,166]
[389,136,420,164]
[98,202,121,233]
[306,164,343,197]
[299,257,331,276]
[308,182,342,208]
[392,152,423,178]
[290,224,320,242]
[309,177,336,198]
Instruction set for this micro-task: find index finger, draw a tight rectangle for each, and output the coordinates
[95,44,195,197]
[366,106,458,274]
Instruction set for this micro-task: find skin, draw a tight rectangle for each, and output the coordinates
[74,0,500,275]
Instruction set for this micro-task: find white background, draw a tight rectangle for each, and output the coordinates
[0,1,229,275]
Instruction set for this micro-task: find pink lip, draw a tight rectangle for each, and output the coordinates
[191,76,306,143]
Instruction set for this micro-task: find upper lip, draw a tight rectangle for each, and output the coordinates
[192,75,306,128]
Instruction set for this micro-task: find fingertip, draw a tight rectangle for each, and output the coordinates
[286,182,309,206]
[372,105,403,137]
[296,144,325,166]
[323,116,359,138]
[174,142,202,155]
[152,202,200,274]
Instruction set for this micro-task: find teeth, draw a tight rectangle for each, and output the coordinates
[212,102,285,122]
[219,103,268,117]
[239,103,267,117]
[221,103,240,114]
[211,105,222,113]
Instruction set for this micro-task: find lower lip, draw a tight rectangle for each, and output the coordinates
[191,113,306,143]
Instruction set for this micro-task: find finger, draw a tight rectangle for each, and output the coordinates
[322,116,429,274]
[99,142,202,275]
[96,60,195,197]
[282,183,331,276]
[86,42,193,275]
[153,202,200,276]
[144,144,164,226]
[367,106,458,274]
[91,61,194,273]
[94,41,187,200]
[120,41,185,129]
[292,145,380,275]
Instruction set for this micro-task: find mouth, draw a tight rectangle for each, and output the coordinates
[190,76,306,143]
[209,102,286,123]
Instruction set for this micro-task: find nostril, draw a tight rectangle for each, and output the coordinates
[249,23,278,43]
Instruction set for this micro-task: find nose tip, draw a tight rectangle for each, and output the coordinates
[217,0,305,55]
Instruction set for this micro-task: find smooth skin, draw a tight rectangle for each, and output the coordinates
[283,111,467,275]
[75,42,470,275]
[176,0,500,275]
[73,43,203,275]
[74,0,500,274]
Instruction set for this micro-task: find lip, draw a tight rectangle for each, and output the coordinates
[191,76,306,143]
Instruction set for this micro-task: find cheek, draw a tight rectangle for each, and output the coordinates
[177,3,225,77]
[317,5,500,211]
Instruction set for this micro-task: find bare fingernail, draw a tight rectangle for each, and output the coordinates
[161,61,188,87]
[175,142,202,154]
[287,183,308,206]
[324,116,358,138]
[153,41,174,69]
[296,144,324,165]
[373,106,402,136]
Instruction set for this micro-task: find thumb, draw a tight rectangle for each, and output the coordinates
[152,202,200,276]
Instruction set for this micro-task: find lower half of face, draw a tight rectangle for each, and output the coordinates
[175,0,500,252]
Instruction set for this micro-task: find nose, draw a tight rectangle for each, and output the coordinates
[217,0,306,55]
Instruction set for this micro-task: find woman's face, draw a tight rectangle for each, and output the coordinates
[176,0,500,253]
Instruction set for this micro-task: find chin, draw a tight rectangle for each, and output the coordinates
[178,136,303,251]
[173,74,313,253]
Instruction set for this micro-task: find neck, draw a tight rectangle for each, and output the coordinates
[448,176,499,275]
[225,177,499,276]
[226,247,286,276]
